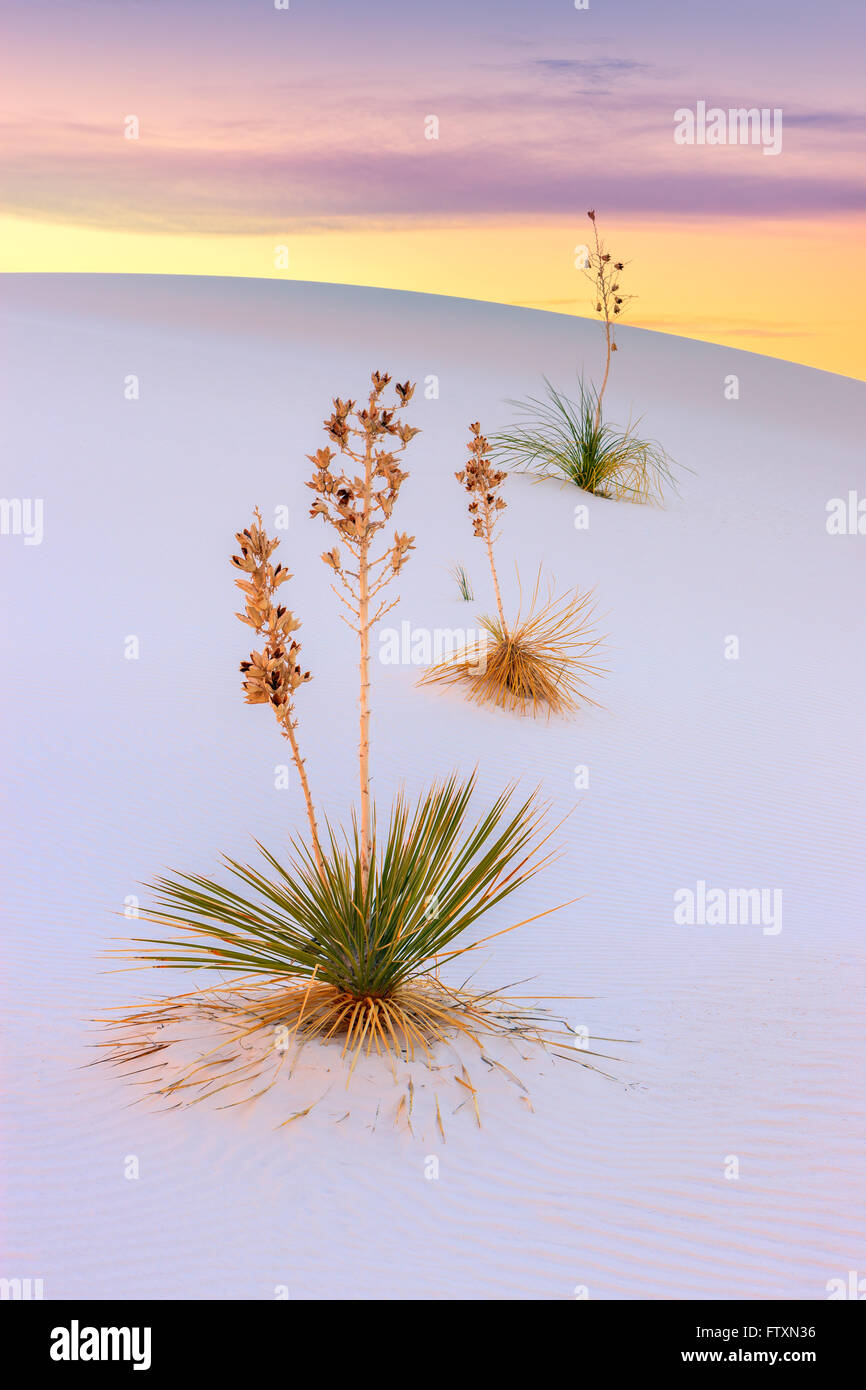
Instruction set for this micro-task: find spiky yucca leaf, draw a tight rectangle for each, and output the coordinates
[492,377,677,504]
[450,563,474,602]
[126,775,554,996]
[98,778,627,1115]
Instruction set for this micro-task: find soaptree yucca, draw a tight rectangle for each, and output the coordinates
[424,574,604,717]
[420,423,604,717]
[102,776,578,1116]
[100,373,608,1123]
[493,378,676,504]
[493,212,679,505]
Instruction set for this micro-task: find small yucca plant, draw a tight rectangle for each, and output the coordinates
[493,377,676,504]
[100,374,610,1123]
[421,423,604,717]
[425,578,604,718]
[450,563,474,602]
[493,212,680,504]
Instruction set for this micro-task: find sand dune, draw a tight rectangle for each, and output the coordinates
[1,274,864,1299]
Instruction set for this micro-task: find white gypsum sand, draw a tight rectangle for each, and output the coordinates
[0,273,864,1299]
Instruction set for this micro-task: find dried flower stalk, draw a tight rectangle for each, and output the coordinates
[98,378,621,1126]
[423,422,605,716]
[455,421,508,634]
[307,371,419,891]
[584,210,634,431]
[231,508,322,873]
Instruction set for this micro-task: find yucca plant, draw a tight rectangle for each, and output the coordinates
[420,423,604,717]
[141,777,549,997]
[103,777,578,1110]
[493,377,676,504]
[450,563,474,602]
[493,211,680,505]
[424,575,604,717]
[100,373,613,1124]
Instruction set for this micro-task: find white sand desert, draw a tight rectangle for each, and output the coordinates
[1,273,864,1299]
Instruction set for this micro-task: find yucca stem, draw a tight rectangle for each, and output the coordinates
[358,389,374,897]
[282,715,323,876]
[482,494,508,636]
[596,319,611,433]
[591,217,612,432]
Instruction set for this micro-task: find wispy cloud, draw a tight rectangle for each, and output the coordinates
[782,109,866,130]
[532,56,649,79]
[2,135,863,235]
[1,34,864,233]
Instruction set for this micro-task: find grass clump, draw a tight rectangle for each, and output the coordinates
[450,563,474,601]
[493,377,676,504]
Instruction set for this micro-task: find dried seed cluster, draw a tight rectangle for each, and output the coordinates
[456,421,507,542]
[584,209,635,430]
[231,509,311,714]
[455,422,508,632]
[231,508,322,866]
[585,208,632,343]
[307,371,419,629]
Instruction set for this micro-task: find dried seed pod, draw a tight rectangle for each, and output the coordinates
[458,421,508,632]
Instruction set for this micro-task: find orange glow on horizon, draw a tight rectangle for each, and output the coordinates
[2,213,863,380]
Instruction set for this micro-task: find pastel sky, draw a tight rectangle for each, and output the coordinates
[2,0,864,375]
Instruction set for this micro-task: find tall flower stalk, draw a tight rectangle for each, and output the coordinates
[583,209,633,431]
[231,509,322,873]
[455,421,508,633]
[422,420,605,716]
[307,371,418,892]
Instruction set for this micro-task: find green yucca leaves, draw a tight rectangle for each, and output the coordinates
[130,775,554,998]
[492,377,679,503]
[450,563,474,602]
